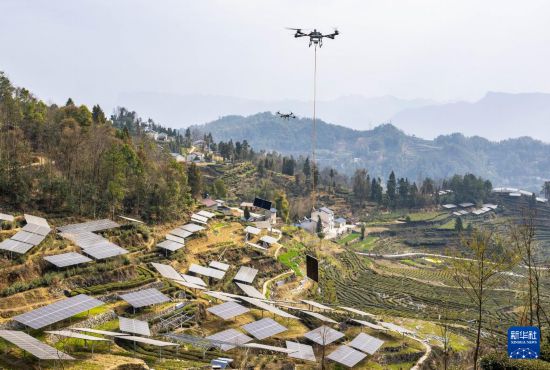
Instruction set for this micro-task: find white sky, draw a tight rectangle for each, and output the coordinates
[1,0,550,109]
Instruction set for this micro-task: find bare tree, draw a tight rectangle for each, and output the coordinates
[449,228,517,369]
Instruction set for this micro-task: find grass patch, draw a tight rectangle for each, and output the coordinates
[277,246,304,276]
[406,211,444,222]
[338,232,360,245]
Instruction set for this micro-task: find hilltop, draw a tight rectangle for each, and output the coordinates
[193,112,550,190]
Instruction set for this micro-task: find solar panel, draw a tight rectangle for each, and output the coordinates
[11,231,46,246]
[304,326,344,345]
[189,264,225,279]
[339,306,375,317]
[348,332,384,355]
[241,318,287,340]
[83,243,129,260]
[115,335,178,347]
[327,345,366,367]
[244,343,292,353]
[181,274,207,287]
[157,240,184,252]
[119,288,170,308]
[0,330,74,360]
[300,310,338,324]
[239,297,299,319]
[57,219,119,233]
[181,223,205,233]
[169,228,192,239]
[13,294,104,330]
[204,291,240,302]
[191,214,209,223]
[44,252,92,268]
[206,329,252,351]
[207,301,250,320]
[209,261,230,271]
[173,280,207,290]
[165,234,186,244]
[151,262,184,281]
[72,328,129,337]
[253,197,272,211]
[302,300,333,311]
[379,322,413,334]
[235,283,264,299]
[118,215,144,224]
[260,235,278,245]
[46,330,110,341]
[119,317,151,336]
[244,226,261,235]
[286,341,316,362]
[61,231,107,249]
[350,319,387,331]
[0,213,14,222]
[24,214,50,228]
[22,223,51,236]
[306,255,319,282]
[197,210,215,219]
[0,239,34,254]
[233,266,258,284]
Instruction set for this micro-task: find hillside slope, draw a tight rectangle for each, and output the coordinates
[193,112,550,190]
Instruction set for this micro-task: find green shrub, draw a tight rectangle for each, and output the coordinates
[480,352,550,369]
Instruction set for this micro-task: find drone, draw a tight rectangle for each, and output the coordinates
[276,111,296,120]
[288,28,339,47]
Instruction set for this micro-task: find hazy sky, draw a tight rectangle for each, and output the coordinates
[2,0,550,111]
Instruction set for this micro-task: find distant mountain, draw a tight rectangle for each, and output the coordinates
[193,112,550,191]
[115,92,433,129]
[391,92,550,142]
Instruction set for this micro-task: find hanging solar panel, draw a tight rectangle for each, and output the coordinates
[72,328,129,337]
[244,343,292,353]
[206,329,253,351]
[44,252,92,268]
[300,310,338,324]
[24,214,50,228]
[241,318,287,340]
[207,301,250,320]
[165,234,186,244]
[46,330,110,342]
[119,317,151,336]
[151,262,184,281]
[197,210,215,219]
[244,226,261,235]
[306,255,319,282]
[350,319,387,331]
[22,223,51,236]
[115,335,178,347]
[286,341,316,362]
[204,291,239,302]
[181,274,207,287]
[13,294,104,330]
[188,264,225,280]
[304,326,344,345]
[0,330,74,360]
[301,300,333,311]
[169,228,192,239]
[253,197,272,211]
[61,231,108,249]
[57,219,119,233]
[233,266,258,284]
[0,213,14,222]
[209,261,230,271]
[348,332,384,355]
[235,283,264,299]
[339,306,375,317]
[239,297,299,319]
[119,288,170,308]
[157,240,184,252]
[327,345,367,368]
[191,214,209,224]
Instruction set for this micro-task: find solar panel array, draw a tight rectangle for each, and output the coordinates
[157,240,184,252]
[82,242,129,260]
[235,282,265,299]
[13,294,104,330]
[241,318,287,340]
[239,297,299,319]
[196,210,215,219]
[57,219,119,233]
[348,332,384,355]
[181,274,207,287]
[0,330,74,360]
[115,335,178,347]
[206,329,253,351]
[0,214,51,255]
[191,214,208,224]
[233,266,258,283]
[244,343,292,353]
[151,262,184,281]
[205,291,239,302]
[44,252,92,268]
[286,341,316,362]
[168,228,192,239]
[327,345,366,367]
[0,212,14,222]
[46,330,110,342]
[165,234,186,244]
[174,280,206,290]
[72,328,129,337]
[189,264,225,279]
[339,306,374,317]
[304,326,345,345]
[181,223,205,233]
[61,231,106,248]
[260,235,278,245]
[300,310,338,324]
[244,226,261,235]
[209,260,230,271]
[302,300,333,310]
[207,301,250,320]
[119,288,170,308]
[119,317,151,336]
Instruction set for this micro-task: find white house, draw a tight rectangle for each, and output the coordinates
[170,153,185,162]
[311,207,335,233]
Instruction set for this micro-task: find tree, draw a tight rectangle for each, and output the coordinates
[449,229,517,369]
[303,157,311,179]
[352,169,370,204]
[316,215,323,234]
[387,171,397,208]
[360,223,366,241]
[213,178,226,198]
[455,217,464,232]
[187,163,202,198]
[244,206,251,220]
[274,191,289,223]
[91,104,106,124]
